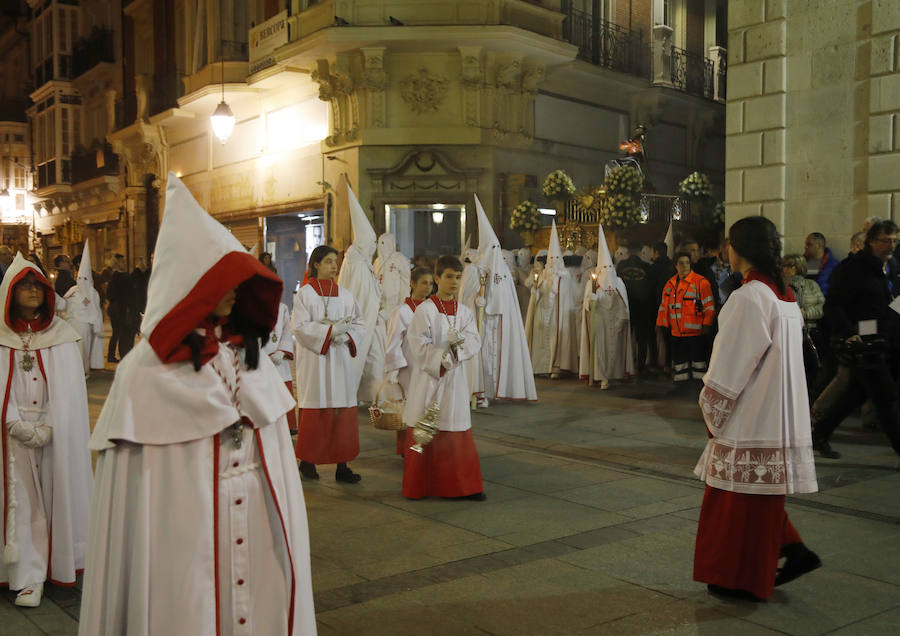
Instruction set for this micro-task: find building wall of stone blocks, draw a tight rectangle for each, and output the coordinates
[725,0,900,257]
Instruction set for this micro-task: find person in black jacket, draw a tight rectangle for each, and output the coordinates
[811,220,900,459]
[617,241,653,373]
[106,253,136,362]
[648,241,675,371]
[54,254,76,296]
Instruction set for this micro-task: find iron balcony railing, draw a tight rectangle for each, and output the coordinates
[670,46,714,100]
[564,194,704,226]
[562,7,648,79]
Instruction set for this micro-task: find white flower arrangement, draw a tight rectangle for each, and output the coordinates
[510,200,542,232]
[600,166,642,230]
[604,165,643,197]
[712,201,726,226]
[679,171,712,199]
[541,169,576,200]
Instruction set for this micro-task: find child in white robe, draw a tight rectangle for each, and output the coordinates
[79,174,316,635]
[402,256,485,500]
[384,266,433,454]
[0,255,92,608]
[263,300,297,432]
[294,245,367,483]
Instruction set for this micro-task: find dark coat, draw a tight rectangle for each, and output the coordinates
[825,247,900,346]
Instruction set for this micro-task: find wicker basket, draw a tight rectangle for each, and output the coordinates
[369,382,406,431]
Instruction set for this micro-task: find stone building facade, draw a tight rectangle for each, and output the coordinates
[725,0,900,257]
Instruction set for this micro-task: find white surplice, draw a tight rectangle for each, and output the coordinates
[292,283,366,409]
[694,280,818,495]
[402,300,481,432]
[457,260,485,400]
[374,233,410,321]
[383,300,419,396]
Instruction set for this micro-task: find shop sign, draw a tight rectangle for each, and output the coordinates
[250,11,289,75]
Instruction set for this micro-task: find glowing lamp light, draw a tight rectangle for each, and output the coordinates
[211,100,235,144]
[538,208,556,216]
[431,211,445,224]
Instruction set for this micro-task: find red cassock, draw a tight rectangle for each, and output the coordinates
[402,428,483,499]
[693,486,802,599]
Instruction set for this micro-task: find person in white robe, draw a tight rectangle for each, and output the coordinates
[457,247,486,406]
[474,196,536,402]
[79,174,316,635]
[262,300,297,432]
[0,254,92,608]
[383,266,433,454]
[63,240,105,375]
[514,247,532,317]
[338,185,384,405]
[294,245,367,483]
[402,256,484,500]
[374,232,411,321]
[525,222,579,377]
[579,222,634,389]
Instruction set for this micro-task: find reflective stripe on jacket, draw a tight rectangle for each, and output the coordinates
[656,271,715,337]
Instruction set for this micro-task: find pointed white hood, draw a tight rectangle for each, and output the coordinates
[376,232,396,264]
[460,234,471,260]
[547,221,566,276]
[593,221,620,292]
[515,247,531,270]
[347,184,377,259]
[142,173,282,363]
[475,194,499,265]
[0,252,79,349]
[664,221,674,259]
[75,238,95,297]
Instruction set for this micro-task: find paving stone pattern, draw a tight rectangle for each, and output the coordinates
[3,372,900,635]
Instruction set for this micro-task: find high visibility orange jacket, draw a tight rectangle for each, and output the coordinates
[656,270,715,337]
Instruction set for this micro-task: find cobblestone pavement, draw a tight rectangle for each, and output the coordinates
[3,370,900,635]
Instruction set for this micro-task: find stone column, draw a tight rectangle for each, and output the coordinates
[708,46,727,103]
[652,25,674,87]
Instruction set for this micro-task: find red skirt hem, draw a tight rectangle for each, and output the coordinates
[402,428,483,499]
[295,407,359,464]
[693,485,802,599]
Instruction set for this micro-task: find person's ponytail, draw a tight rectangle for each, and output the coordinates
[728,216,787,295]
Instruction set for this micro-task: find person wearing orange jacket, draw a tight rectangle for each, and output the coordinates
[656,251,716,384]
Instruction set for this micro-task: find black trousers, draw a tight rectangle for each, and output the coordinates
[671,335,707,382]
[107,305,135,360]
[631,311,655,370]
[812,358,900,455]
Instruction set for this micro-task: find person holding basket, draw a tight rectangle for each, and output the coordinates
[401,255,485,500]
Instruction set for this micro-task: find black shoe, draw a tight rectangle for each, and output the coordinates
[464,492,487,501]
[707,584,760,601]
[813,437,841,459]
[299,460,319,480]
[775,543,821,587]
[335,463,361,483]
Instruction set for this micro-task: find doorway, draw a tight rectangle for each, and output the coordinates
[384,203,466,261]
[264,209,324,306]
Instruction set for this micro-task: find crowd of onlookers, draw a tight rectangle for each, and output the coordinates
[0,247,151,363]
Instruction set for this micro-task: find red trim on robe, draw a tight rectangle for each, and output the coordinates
[255,429,297,636]
[284,381,297,432]
[149,251,282,364]
[294,408,359,464]
[346,334,357,358]
[404,298,424,313]
[743,270,795,302]
[213,434,222,636]
[693,485,803,599]
[1,352,11,543]
[402,428,483,499]
[430,295,457,315]
[320,325,333,355]
[4,268,55,331]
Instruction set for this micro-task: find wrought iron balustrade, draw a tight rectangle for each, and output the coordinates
[670,46,714,100]
[221,40,249,62]
[562,6,647,79]
[563,193,703,226]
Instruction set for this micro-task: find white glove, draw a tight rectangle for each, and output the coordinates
[441,353,454,370]
[387,369,399,384]
[331,318,351,337]
[447,328,465,348]
[269,351,284,366]
[332,333,349,345]
[8,419,52,448]
[475,297,486,308]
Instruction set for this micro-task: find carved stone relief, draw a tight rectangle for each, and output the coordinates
[458,46,483,127]
[312,57,361,147]
[399,68,450,115]
[361,47,387,128]
[486,54,545,147]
